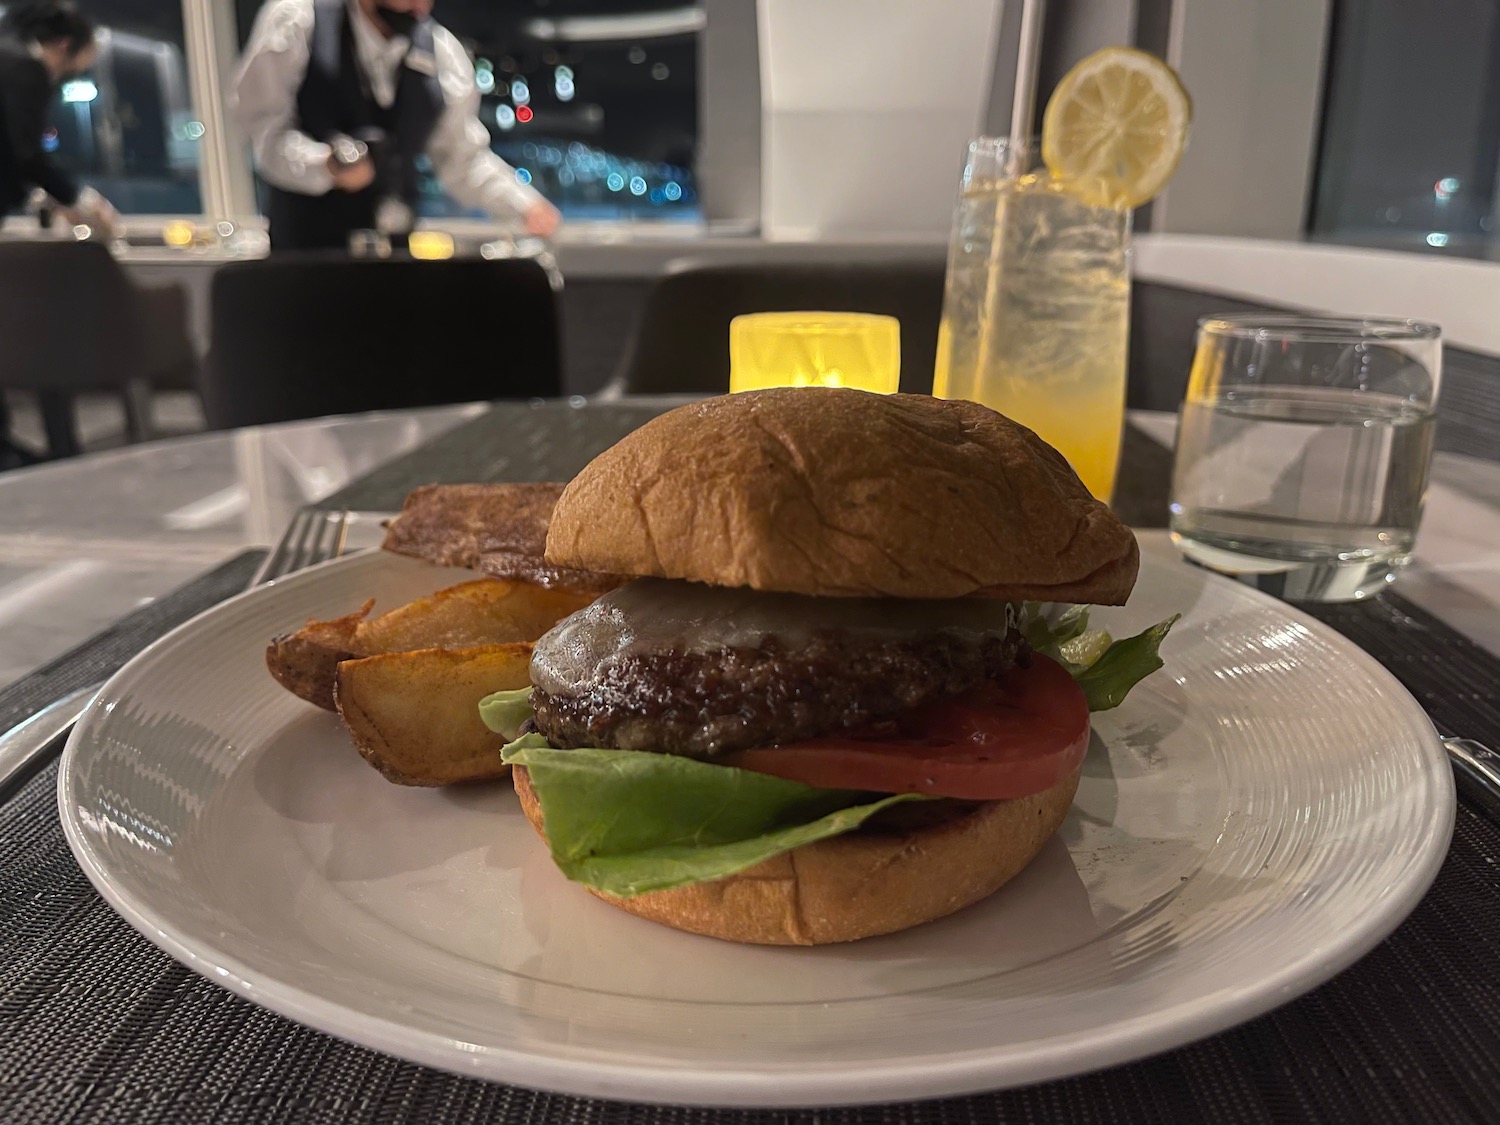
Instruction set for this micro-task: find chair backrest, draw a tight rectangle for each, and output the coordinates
[0,240,143,392]
[202,254,561,429]
[613,258,948,396]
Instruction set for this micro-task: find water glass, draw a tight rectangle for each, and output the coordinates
[1169,315,1441,601]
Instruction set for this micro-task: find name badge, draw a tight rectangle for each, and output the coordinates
[405,49,438,77]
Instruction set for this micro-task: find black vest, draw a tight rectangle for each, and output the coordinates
[267,0,444,252]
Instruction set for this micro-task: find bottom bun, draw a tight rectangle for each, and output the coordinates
[512,764,1080,945]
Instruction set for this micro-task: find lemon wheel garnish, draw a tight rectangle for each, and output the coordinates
[1041,47,1191,210]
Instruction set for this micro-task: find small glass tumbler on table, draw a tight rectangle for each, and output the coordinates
[1169,315,1442,601]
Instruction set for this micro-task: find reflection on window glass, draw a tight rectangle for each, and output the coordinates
[31,1,203,213]
[426,3,701,223]
[1309,0,1500,259]
[232,0,702,224]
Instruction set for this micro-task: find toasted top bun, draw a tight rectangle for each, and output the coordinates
[546,388,1139,603]
[513,763,1080,945]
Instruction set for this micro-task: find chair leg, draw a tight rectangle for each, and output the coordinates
[37,391,82,459]
[122,380,155,443]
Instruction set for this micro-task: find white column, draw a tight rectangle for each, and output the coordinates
[755,0,1005,241]
[182,0,258,221]
[1151,0,1331,240]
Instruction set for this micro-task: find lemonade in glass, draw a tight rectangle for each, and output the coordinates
[934,49,1191,502]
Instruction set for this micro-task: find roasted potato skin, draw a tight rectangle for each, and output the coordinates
[265,529,606,785]
[351,579,595,653]
[265,600,374,711]
[334,644,534,786]
[267,579,595,711]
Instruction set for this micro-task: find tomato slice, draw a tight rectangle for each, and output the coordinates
[721,655,1089,800]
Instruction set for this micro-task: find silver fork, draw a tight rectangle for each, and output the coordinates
[251,508,354,586]
[0,509,358,794]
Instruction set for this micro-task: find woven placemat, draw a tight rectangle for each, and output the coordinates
[318,401,675,511]
[1297,592,1500,816]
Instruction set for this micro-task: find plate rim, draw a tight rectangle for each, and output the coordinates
[57,548,1457,1107]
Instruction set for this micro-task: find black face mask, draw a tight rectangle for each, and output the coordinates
[373,5,419,36]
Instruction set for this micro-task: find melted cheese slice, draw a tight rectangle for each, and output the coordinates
[530,577,1018,697]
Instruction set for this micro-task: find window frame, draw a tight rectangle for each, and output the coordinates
[23,0,735,239]
[1147,0,1333,242]
[83,0,1350,247]
[166,0,734,239]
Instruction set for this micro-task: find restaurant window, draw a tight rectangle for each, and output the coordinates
[1308,0,1500,259]
[32,1,204,213]
[231,0,703,224]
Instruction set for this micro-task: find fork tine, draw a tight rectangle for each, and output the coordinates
[256,509,357,587]
[263,512,299,580]
[331,510,351,559]
[311,511,346,571]
[285,509,318,577]
[258,504,409,587]
[252,508,307,586]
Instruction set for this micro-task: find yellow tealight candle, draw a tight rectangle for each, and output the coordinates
[729,312,900,394]
[408,231,456,260]
[162,220,195,248]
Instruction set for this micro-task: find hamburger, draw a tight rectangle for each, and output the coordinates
[481,388,1169,945]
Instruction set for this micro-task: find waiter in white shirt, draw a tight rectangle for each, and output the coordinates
[233,0,560,251]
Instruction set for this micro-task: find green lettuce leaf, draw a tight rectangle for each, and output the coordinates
[501,734,924,898]
[1021,604,1177,710]
[1073,615,1180,711]
[1021,601,1090,654]
[478,687,535,741]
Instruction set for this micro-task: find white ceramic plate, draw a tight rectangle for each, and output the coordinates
[59,540,1454,1107]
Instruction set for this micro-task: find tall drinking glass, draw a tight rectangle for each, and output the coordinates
[934,138,1131,501]
[1169,316,1441,601]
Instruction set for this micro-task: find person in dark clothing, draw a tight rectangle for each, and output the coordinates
[0,4,121,469]
[0,2,119,235]
[234,0,559,252]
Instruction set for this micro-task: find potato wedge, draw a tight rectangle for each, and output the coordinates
[268,579,593,710]
[334,644,533,786]
[351,578,595,653]
[266,599,375,711]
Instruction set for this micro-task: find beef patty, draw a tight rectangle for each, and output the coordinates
[530,626,1027,758]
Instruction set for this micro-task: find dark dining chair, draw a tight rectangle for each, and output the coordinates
[201,254,561,429]
[0,240,197,458]
[608,257,948,396]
